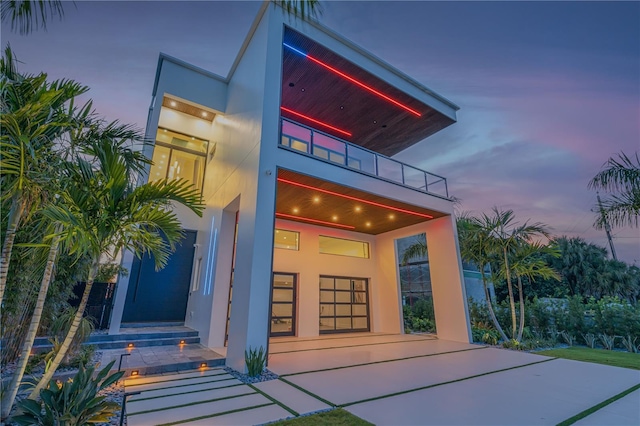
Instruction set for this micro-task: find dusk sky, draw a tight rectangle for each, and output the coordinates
[3,1,639,263]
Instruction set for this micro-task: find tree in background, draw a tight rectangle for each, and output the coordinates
[0,0,66,34]
[589,151,640,229]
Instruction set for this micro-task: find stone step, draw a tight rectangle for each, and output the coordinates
[31,327,201,353]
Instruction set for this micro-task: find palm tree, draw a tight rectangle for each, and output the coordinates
[0,120,153,419]
[29,136,203,399]
[0,45,88,307]
[589,151,640,229]
[1,0,67,34]
[508,242,560,341]
[457,216,509,342]
[274,0,322,21]
[480,208,550,339]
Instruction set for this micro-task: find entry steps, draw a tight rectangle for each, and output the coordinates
[31,326,200,354]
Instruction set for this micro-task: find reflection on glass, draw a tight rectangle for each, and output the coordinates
[150,128,208,192]
[274,229,300,251]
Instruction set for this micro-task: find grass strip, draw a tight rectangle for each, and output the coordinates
[278,377,336,408]
[248,383,300,416]
[128,383,244,403]
[536,347,640,370]
[556,383,640,426]
[281,346,487,377]
[270,408,373,425]
[128,391,257,416]
[269,333,396,345]
[272,337,436,355]
[125,370,228,387]
[341,357,558,407]
[157,402,275,426]
[125,377,238,393]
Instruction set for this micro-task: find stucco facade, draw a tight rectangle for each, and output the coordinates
[109,2,471,372]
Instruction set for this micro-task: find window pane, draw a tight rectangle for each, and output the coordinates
[336,278,351,290]
[320,277,334,289]
[352,280,366,292]
[274,229,299,250]
[272,289,293,302]
[290,139,309,153]
[353,317,368,329]
[320,290,334,303]
[336,318,352,330]
[271,304,292,317]
[273,274,294,287]
[336,305,351,316]
[320,304,334,316]
[156,128,208,154]
[271,318,292,334]
[149,145,171,182]
[168,150,205,190]
[336,292,351,303]
[353,304,367,316]
[319,318,335,330]
[319,236,370,259]
[353,291,367,304]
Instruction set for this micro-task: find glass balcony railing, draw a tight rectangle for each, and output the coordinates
[279,117,449,198]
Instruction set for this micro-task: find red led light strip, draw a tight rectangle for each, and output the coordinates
[306,55,422,117]
[276,212,356,229]
[280,107,352,137]
[278,178,433,219]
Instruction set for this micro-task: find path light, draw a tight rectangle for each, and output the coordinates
[127,343,134,348]
[179,340,185,345]
[200,363,207,368]
[130,370,139,377]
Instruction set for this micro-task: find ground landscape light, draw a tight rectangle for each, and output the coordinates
[277,178,433,219]
[283,43,421,117]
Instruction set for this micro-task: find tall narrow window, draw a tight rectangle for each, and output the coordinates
[150,128,208,191]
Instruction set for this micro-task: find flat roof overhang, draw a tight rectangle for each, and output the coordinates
[281,28,456,157]
[276,169,446,235]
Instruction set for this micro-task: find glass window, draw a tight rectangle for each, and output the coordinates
[274,229,299,250]
[150,128,208,192]
[319,236,370,258]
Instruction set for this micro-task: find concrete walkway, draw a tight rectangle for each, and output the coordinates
[124,333,640,425]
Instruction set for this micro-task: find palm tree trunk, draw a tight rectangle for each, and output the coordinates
[503,247,517,339]
[516,275,525,342]
[0,196,25,306]
[29,259,99,400]
[480,271,509,342]
[1,230,60,420]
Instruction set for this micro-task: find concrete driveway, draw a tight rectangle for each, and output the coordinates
[125,333,640,425]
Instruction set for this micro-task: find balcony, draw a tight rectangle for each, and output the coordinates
[279,118,449,198]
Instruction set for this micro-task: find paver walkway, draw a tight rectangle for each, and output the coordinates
[124,333,640,425]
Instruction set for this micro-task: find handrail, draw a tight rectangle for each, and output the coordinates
[279,117,449,198]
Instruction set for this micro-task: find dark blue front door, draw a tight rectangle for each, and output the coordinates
[122,230,197,323]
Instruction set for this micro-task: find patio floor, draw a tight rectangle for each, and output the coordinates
[124,333,640,425]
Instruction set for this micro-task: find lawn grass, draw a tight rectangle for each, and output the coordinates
[271,409,372,425]
[536,347,640,370]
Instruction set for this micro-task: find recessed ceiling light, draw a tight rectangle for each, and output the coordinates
[170,101,177,107]
[313,196,320,203]
[301,88,305,92]
[340,106,344,110]
[365,222,371,227]
[293,207,299,214]
[389,214,395,220]
[354,206,362,212]
[373,120,377,124]
[332,215,338,221]
[202,111,208,117]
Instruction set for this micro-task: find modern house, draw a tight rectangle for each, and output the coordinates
[108,2,472,372]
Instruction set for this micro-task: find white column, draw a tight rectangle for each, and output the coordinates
[425,215,471,343]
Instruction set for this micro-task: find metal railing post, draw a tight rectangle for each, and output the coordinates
[119,391,141,426]
[401,164,406,185]
[424,172,428,192]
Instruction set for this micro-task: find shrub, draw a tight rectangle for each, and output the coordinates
[244,346,267,377]
[12,360,123,426]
